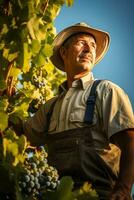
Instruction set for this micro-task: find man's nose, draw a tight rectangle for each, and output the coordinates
[83,43,91,52]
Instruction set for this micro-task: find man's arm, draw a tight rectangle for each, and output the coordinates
[110,128,134,200]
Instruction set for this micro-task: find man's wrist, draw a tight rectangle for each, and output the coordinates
[113,181,132,194]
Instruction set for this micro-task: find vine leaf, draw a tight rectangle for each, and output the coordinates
[10,68,21,79]
[22,43,30,73]
[45,176,74,200]
[66,0,74,6]
[43,43,53,57]
[0,79,7,91]
[0,111,8,131]
[18,135,27,154]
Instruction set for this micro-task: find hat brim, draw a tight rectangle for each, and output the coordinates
[50,24,110,71]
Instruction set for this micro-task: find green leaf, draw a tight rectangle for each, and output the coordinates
[27,0,35,19]
[3,48,9,59]
[45,176,74,200]
[31,39,41,55]
[27,17,36,40]
[9,142,19,157]
[10,67,21,79]
[3,138,19,166]
[22,43,30,73]
[0,42,5,50]
[12,101,29,119]
[18,135,27,154]
[0,111,8,131]
[44,61,54,73]
[2,129,26,166]
[0,23,8,42]
[27,16,46,41]
[54,0,65,5]
[0,79,7,90]
[66,0,74,6]
[3,47,18,62]
[4,129,18,141]
[58,176,74,192]
[8,52,18,62]
[35,52,45,66]
[0,98,9,111]
[49,4,61,21]
[42,43,53,57]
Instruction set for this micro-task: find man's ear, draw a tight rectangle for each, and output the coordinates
[59,46,66,60]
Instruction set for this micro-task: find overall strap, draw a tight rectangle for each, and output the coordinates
[84,79,102,125]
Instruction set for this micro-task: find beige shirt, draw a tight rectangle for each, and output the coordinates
[24,72,134,173]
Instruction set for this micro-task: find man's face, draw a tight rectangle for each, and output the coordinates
[60,33,96,77]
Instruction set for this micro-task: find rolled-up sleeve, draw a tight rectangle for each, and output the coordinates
[97,81,134,139]
[23,97,57,145]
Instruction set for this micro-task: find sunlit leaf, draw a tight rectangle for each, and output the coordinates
[44,61,54,72]
[0,111,8,131]
[43,43,53,57]
[8,142,18,157]
[0,0,75,197]
[22,43,30,73]
[73,182,99,200]
[31,39,41,55]
[3,46,18,62]
[35,52,45,66]
[10,67,21,79]
[49,4,61,21]
[13,102,29,118]
[27,0,35,19]
[27,17,36,40]
[35,0,40,7]
[18,135,27,154]
[3,48,9,59]
[13,153,25,166]
[8,52,18,62]
[3,138,9,157]
[66,0,74,6]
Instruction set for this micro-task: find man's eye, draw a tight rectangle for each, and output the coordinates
[91,43,96,49]
[77,41,85,45]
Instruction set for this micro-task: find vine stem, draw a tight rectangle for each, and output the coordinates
[4,60,14,83]
[42,0,49,15]
[4,59,16,97]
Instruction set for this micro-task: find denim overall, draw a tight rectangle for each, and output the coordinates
[45,80,118,199]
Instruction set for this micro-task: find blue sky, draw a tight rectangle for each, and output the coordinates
[54,0,134,109]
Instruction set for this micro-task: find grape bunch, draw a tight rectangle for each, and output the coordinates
[18,146,59,199]
[33,75,47,88]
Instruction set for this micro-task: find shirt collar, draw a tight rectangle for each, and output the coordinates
[80,72,94,89]
[59,72,94,93]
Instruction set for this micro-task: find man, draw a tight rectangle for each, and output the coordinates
[24,23,134,199]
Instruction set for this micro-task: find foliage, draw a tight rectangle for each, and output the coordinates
[45,177,99,200]
[0,0,68,129]
[0,129,99,200]
[0,0,99,199]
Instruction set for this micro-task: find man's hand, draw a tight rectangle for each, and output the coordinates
[110,184,132,200]
[110,129,134,200]
[110,192,132,200]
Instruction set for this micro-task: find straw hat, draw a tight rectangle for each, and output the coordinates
[50,22,110,71]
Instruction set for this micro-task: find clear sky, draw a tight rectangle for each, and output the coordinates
[54,0,134,109]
